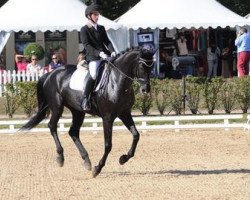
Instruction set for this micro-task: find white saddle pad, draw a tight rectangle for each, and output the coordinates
[69,67,88,91]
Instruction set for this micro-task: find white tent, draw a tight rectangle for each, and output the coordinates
[117,0,248,29]
[246,13,250,20]
[0,0,126,64]
[0,0,121,32]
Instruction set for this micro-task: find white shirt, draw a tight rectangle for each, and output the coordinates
[26,63,41,73]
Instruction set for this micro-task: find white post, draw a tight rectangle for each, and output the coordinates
[21,71,25,81]
[224,119,229,131]
[17,71,21,81]
[7,70,11,83]
[0,70,2,97]
[12,70,16,84]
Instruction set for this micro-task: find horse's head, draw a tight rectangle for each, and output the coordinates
[136,47,156,93]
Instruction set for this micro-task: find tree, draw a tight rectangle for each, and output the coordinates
[217,0,250,16]
[0,0,8,7]
[81,0,249,19]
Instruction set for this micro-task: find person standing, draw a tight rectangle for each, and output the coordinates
[15,54,29,72]
[206,42,220,78]
[235,27,250,77]
[176,32,193,76]
[80,2,116,111]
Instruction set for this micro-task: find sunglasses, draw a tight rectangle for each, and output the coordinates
[32,58,37,61]
[52,57,57,59]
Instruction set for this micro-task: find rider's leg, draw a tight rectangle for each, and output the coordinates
[81,60,101,111]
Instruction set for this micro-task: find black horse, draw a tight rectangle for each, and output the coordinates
[21,47,155,177]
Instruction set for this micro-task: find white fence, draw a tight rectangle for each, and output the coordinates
[0,114,246,134]
[0,70,48,96]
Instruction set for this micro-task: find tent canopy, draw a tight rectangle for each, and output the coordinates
[117,0,248,29]
[0,0,121,32]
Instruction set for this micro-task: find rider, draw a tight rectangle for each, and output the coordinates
[80,3,116,111]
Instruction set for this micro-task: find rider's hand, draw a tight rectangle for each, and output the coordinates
[99,51,108,60]
[111,52,116,58]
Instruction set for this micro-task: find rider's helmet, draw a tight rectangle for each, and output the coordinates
[85,3,100,18]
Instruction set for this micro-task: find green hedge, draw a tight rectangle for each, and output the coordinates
[3,77,250,118]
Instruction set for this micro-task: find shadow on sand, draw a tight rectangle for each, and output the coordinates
[105,169,250,176]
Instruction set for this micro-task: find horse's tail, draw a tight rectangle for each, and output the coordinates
[20,73,50,130]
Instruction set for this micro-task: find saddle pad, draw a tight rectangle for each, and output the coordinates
[69,67,88,91]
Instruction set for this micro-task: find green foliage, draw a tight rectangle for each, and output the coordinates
[186,77,204,114]
[80,0,250,20]
[220,78,238,114]
[3,83,20,118]
[167,80,183,115]
[134,92,153,116]
[15,82,37,117]
[202,77,223,114]
[151,79,169,115]
[218,0,250,16]
[234,77,250,113]
[24,43,45,60]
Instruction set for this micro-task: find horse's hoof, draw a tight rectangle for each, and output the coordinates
[119,155,128,165]
[84,161,92,171]
[92,166,100,178]
[56,157,64,167]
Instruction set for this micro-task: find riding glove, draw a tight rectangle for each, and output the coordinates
[99,51,108,60]
[111,52,116,58]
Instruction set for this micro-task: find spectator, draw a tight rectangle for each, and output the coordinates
[48,54,63,71]
[26,55,42,73]
[221,45,233,78]
[15,54,29,72]
[235,27,250,77]
[207,41,220,78]
[176,32,193,76]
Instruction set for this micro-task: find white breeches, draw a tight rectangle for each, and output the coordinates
[89,60,101,80]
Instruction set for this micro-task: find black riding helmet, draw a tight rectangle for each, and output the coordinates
[85,3,100,18]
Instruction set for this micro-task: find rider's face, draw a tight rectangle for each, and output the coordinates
[89,12,99,23]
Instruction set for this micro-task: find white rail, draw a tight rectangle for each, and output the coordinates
[0,114,245,134]
[0,70,48,96]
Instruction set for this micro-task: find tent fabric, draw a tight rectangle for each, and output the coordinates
[0,0,121,32]
[117,0,249,29]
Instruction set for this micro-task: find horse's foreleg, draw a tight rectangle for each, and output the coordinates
[48,107,64,167]
[93,119,113,178]
[118,112,140,165]
[69,110,91,171]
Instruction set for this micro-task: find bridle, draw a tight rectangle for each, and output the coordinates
[107,55,154,83]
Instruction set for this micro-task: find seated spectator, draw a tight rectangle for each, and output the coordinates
[48,54,63,71]
[15,54,29,72]
[26,55,42,73]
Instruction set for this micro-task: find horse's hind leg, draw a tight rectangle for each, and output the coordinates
[48,106,64,167]
[118,111,140,165]
[68,109,92,171]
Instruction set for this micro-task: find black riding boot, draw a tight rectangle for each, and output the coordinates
[81,75,95,111]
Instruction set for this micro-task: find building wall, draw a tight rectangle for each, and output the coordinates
[5,31,79,70]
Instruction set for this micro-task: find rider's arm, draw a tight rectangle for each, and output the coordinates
[99,26,115,53]
[80,26,100,57]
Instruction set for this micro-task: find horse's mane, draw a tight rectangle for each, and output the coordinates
[112,47,140,62]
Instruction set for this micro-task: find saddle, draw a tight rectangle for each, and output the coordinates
[69,61,110,92]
